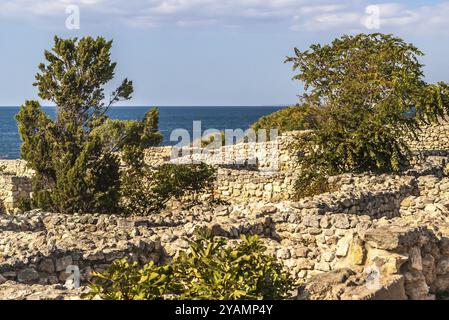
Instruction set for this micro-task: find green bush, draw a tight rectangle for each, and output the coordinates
[285,33,449,198]
[85,228,294,300]
[120,146,217,216]
[85,260,171,300]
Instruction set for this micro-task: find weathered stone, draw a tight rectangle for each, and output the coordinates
[363,225,421,250]
[336,234,353,257]
[295,247,309,258]
[334,216,350,229]
[298,268,354,300]
[347,237,366,266]
[276,248,291,260]
[436,258,449,275]
[39,259,55,274]
[17,268,39,283]
[409,247,423,272]
[403,272,430,300]
[296,258,315,270]
[315,262,331,272]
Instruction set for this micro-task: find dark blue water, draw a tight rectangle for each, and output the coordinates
[0,106,283,159]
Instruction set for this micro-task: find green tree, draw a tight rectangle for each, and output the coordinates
[252,104,321,135]
[16,36,134,213]
[285,34,449,197]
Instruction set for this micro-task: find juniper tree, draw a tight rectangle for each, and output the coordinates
[16,36,134,213]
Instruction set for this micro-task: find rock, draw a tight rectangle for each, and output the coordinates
[322,252,335,263]
[320,216,331,229]
[363,225,421,250]
[296,258,315,270]
[336,234,353,257]
[315,262,331,272]
[341,275,407,300]
[347,237,366,266]
[400,197,414,207]
[298,268,354,300]
[0,274,6,285]
[334,216,350,229]
[258,205,277,215]
[276,248,291,260]
[404,272,430,300]
[295,247,309,258]
[302,215,320,228]
[17,268,40,283]
[409,247,423,272]
[436,258,449,275]
[39,259,55,274]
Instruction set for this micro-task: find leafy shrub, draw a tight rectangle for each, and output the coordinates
[85,228,294,300]
[285,33,449,198]
[171,228,294,300]
[120,146,217,216]
[86,260,171,300]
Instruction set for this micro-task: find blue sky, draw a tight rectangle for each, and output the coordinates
[1,0,449,106]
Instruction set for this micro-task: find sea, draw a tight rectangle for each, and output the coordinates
[0,106,284,160]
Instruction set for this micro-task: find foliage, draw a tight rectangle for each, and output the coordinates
[285,33,449,197]
[141,108,164,147]
[91,108,163,151]
[85,228,294,300]
[16,195,32,214]
[171,228,294,300]
[16,36,134,214]
[86,260,171,300]
[35,36,133,127]
[153,163,216,203]
[52,136,121,213]
[251,104,321,135]
[120,146,217,216]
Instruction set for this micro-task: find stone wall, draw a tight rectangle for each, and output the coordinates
[406,117,449,156]
[0,160,33,177]
[144,131,301,172]
[212,169,297,203]
[0,175,31,214]
[0,212,163,285]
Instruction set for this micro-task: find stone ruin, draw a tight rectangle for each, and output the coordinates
[2,119,449,299]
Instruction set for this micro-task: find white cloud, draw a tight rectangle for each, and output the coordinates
[1,0,449,34]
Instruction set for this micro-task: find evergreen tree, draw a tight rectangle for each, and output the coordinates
[16,36,134,213]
